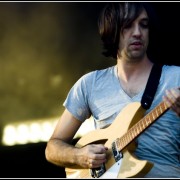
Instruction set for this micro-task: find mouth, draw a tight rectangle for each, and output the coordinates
[130,41,143,49]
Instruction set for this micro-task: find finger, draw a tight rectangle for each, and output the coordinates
[170,88,180,99]
[94,153,107,160]
[171,104,180,117]
[91,144,108,154]
[89,151,107,161]
[164,88,180,117]
[88,158,106,168]
[166,90,177,104]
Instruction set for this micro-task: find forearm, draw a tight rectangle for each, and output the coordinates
[45,138,79,168]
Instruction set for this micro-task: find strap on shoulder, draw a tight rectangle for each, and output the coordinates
[141,64,163,110]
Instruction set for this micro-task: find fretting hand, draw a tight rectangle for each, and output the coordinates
[163,87,180,117]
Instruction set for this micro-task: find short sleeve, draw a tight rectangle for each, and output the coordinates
[63,74,91,122]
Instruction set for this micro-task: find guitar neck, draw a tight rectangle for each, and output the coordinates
[116,101,170,151]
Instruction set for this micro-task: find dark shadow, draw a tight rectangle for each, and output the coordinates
[0,142,66,178]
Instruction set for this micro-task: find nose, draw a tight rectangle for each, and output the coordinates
[132,25,142,38]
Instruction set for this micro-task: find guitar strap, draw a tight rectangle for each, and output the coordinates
[141,63,163,110]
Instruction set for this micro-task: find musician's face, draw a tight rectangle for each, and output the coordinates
[118,9,149,61]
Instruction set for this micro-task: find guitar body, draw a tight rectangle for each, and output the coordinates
[65,102,153,178]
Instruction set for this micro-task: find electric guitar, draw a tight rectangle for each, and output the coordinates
[65,95,178,178]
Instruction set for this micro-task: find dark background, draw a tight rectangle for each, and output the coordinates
[0,1,179,178]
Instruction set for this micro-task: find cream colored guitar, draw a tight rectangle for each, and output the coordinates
[65,98,176,178]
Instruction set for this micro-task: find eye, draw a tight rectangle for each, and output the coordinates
[140,19,149,29]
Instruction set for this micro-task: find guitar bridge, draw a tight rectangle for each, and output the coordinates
[112,141,123,162]
[90,163,106,178]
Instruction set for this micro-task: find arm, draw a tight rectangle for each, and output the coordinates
[45,109,107,169]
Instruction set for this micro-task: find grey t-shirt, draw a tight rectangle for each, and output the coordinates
[63,65,180,178]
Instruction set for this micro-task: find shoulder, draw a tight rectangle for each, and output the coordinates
[162,65,180,77]
[162,64,180,72]
[160,64,180,87]
[80,65,116,82]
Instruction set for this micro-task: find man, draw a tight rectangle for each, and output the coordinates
[45,2,180,178]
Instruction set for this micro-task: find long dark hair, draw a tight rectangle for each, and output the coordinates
[98,2,158,59]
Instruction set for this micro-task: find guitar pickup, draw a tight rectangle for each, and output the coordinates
[112,141,123,162]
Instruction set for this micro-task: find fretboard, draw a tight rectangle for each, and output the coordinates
[116,101,170,151]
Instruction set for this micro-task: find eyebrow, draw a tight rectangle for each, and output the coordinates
[140,17,149,22]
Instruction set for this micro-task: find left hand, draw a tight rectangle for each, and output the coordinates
[163,87,180,117]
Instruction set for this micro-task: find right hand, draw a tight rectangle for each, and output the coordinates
[76,144,108,168]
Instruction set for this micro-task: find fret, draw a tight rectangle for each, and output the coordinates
[122,135,126,148]
[151,113,155,122]
[163,101,167,109]
[120,136,124,148]
[141,120,145,132]
[149,115,152,124]
[155,107,159,117]
[120,129,132,150]
[149,112,154,124]
[135,124,139,136]
[160,105,163,113]
[121,135,126,150]
[130,129,134,141]
[124,135,127,147]
[126,132,130,144]
[116,138,120,149]
[132,126,137,137]
[138,121,142,133]
[129,132,133,142]
[142,119,145,129]
[138,123,141,134]
[123,135,127,147]
[152,112,155,121]
[156,107,160,116]
[145,116,150,126]
[137,121,141,134]
[162,102,166,110]
[130,128,134,140]
[120,139,124,150]
[160,102,164,110]
[116,138,122,151]
[152,112,155,120]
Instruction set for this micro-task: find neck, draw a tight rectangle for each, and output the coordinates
[117,56,153,82]
[116,57,153,98]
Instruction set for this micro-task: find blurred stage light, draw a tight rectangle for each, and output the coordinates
[2,116,94,146]
[2,117,59,146]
